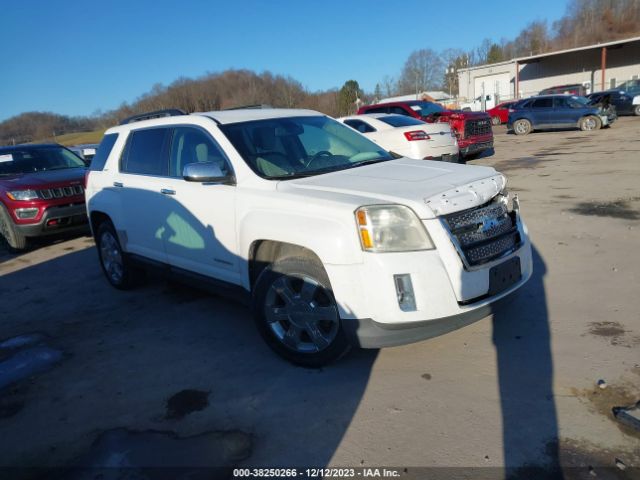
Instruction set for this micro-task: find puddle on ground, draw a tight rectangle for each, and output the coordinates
[570,198,640,220]
[54,428,251,478]
[589,321,627,338]
[0,346,63,390]
[587,321,639,348]
[165,389,210,419]
[571,382,640,439]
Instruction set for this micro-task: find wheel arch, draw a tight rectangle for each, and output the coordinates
[248,240,323,289]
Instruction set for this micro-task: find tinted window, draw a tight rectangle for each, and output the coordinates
[411,102,445,116]
[531,98,553,108]
[553,97,569,108]
[170,127,230,177]
[0,146,85,175]
[377,115,425,128]
[344,120,376,133]
[390,107,410,115]
[90,134,118,171]
[121,128,171,176]
[362,107,388,114]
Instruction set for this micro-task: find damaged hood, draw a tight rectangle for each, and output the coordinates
[278,158,506,218]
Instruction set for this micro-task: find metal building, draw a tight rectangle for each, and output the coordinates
[457,36,640,103]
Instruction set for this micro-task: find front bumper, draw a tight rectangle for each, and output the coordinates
[14,203,88,237]
[326,212,532,349]
[343,304,491,348]
[460,140,493,156]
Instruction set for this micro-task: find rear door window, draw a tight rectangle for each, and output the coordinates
[531,98,553,108]
[121,128,171,176]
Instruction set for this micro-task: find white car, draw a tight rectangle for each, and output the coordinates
[338,113,459,162]
[86,108,532,367]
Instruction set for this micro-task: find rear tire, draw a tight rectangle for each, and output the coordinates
[580,115,601,131]
[634,105,640,116]
[95,220,138,290]
[491,116,501,125]
[513,119,532,135]
[252,255,351,367]
[0,204,27,251]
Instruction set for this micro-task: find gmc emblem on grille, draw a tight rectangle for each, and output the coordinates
[479,218,500,233]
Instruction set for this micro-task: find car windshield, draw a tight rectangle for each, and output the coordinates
[409,102,445,117]
[0,146,85,175]
[377,115,426,127]
[219,115,393,179]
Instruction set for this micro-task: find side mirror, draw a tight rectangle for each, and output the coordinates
[183,162,234,184]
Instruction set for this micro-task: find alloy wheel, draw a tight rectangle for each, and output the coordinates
[264,274,339,353]
[100,230,124,284]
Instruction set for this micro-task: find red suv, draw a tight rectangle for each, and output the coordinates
[357,100,493,158]
[0,144,89,251]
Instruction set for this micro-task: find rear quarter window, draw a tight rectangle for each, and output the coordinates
[90,133,118,171]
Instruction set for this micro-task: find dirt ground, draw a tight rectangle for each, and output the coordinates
[1,118,639,478]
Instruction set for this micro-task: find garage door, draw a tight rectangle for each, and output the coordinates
[474,72,512,100]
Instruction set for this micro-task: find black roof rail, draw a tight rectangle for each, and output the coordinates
[222,104,273,111]
[119,109,187,125]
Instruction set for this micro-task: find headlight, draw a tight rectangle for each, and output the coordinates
[7,189,39,201]
[355,205,435,252]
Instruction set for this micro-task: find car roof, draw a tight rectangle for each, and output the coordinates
[0,143,61,152]
[197,108,322,125]
[107,108,325,133]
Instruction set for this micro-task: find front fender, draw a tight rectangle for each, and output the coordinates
[238,210,364,268]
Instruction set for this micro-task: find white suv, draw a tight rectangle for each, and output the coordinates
[86,108,532,367]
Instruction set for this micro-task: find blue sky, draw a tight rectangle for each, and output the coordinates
[0,0,569,121]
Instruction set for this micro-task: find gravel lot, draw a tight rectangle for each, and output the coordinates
[1,118,639,478]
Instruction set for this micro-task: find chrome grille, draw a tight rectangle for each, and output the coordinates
[38,185,83,199]
[464,119,492,137]
[443,199,520,267]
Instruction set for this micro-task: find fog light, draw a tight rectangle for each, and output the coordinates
[15,208,39,219]
[394,274,417,312]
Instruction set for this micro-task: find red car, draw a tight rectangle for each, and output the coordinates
[0,144,89,251]
[357,100,493,158]
[487,101,517,125]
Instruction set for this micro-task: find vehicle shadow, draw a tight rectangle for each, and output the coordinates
[491,245,563,478]
[0,187,378,477]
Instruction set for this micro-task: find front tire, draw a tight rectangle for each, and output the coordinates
[580,115,601,131]
[513,119,532,135]
[252,256,351,367]
[96,220,138,290]
[0,204,27,251]
[633,105,640,116]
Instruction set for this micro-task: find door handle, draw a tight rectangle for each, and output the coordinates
[160,188,176,195]
[113,182,123,188]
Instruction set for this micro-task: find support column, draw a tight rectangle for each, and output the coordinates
[515,61,519,99]
[601,47,607,91]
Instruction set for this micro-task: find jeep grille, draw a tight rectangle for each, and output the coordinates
[38,185,84,199]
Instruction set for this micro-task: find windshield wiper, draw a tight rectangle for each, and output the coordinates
[348,157,391,169]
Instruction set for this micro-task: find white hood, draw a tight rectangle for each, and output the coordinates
[279,158,506,218]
